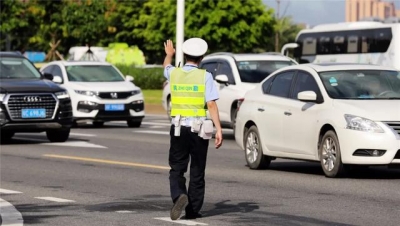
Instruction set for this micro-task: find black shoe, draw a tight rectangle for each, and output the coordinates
[170,194,188,220]
[184,212,202,219]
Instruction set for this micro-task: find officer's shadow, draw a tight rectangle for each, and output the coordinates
[202,200,259,218]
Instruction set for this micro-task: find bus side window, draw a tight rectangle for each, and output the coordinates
[332,35,346,54]
[347,36,358,53]
[317,36,331,54]
[302,37,316,55]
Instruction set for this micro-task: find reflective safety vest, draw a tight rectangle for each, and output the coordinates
[170,67,207,117]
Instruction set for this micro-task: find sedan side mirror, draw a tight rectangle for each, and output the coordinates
[298,91,317,102]
[43,72,54,80]
[126,75,134,82]
[52,75,63,84]
[215,74,229,85]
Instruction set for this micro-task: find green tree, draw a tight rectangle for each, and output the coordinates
[0,0,43,52]
[61,0,115,47]
[274,16,302,52]
[130,0,275,63]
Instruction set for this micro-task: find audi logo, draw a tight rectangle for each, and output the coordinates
[24,96,42,102]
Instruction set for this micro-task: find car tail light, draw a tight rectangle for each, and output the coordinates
[237,98,244,110]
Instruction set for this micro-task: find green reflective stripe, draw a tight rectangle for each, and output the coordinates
[170,92,204,97]
[171,109,206,117]
[170,68,206,117]
[170,84,205,92]
[171,97,204,105]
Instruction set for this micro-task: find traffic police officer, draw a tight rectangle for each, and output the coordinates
[163,38,223,220]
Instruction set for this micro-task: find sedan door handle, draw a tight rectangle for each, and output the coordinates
[258,108,265,112]
[284,111,292,116]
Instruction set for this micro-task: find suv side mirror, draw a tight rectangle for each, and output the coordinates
[298,91,317,102]
[52,75,63,84]
[43,72,54,80]
[125,75,134,82]
[215,74,229,85]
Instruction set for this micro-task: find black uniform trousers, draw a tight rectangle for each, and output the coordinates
[169,124,209,214]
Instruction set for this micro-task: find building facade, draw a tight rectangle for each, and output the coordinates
[346,0,399,22]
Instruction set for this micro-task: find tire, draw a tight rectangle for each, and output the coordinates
[244,125,271,169]
[46,128,70,142]
[1,132,15,142]
[92,121,104,127]
[166,97,172,120]
[127,120,142,128]
[319,130,345,178]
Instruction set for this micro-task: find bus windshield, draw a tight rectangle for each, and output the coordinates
[319,70,400,99]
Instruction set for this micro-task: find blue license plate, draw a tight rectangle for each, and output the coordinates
[105,104,125,111]
[21,109,46,118]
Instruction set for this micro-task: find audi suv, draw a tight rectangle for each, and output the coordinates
[0,52,73,142]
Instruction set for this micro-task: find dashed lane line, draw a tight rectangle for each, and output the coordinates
[0,189,22,194]
[34,197,75,203]
[0,198,23,226]
[154,217,208,225]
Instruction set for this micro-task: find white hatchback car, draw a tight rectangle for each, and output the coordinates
[162,52,297,128]
[235,63,400,178]
[40,61,145,127]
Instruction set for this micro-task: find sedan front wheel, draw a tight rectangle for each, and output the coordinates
[319,130,345,178]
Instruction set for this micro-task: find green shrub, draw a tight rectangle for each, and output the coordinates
[115,64,165,89]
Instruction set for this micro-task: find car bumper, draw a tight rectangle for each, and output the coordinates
[338,127,400,165]
[73,98,145,122]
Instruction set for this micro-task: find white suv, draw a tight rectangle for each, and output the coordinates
[40,61,145,127]
[162,52,297,128]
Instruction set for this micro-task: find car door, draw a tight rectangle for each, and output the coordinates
[282,70,323,157]
[213,60,238,123]
[257,70,296,153]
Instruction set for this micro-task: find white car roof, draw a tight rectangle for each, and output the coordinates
[50,60,114,66]
[286,63,398,73]
[204,53,295,62]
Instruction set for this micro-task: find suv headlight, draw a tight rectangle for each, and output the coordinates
[0,94,4,102]
[344,114,384,133]
[75,90,98,96]
[131,90,141,95]
[55,91,69,99]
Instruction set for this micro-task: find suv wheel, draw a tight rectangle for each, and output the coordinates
[127,120,142,128]
[46,128,70,142]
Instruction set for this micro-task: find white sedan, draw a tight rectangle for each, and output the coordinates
[234,63,400,178]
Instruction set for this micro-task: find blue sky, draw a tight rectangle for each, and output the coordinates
[263,0,400,26]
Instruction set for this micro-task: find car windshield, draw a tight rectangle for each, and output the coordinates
[0,57,42,79]
[319,70,400,99]
[65,65,125,82]
[236,60,295,83]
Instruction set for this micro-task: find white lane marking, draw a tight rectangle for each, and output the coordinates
[70,132,96,137]
[154,217,208,225]
[133,130,169,135]
[0,198,24,226]
[13,137,106,149]
[34,197,75,203]
[42,141,106,149]
[0,189,22,194]
[116,210,136,213]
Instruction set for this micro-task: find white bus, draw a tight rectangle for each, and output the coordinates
[281,21,400,70]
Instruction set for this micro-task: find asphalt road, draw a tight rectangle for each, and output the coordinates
[1,114,400,226]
